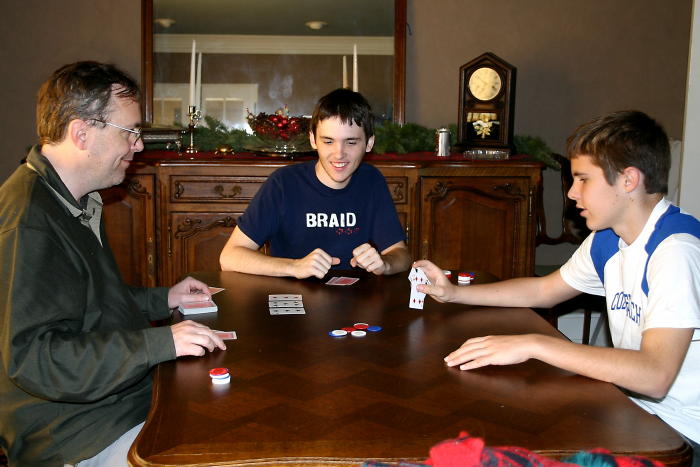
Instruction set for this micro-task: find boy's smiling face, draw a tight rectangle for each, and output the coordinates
[568,154,628,232]
[310,116,374,189]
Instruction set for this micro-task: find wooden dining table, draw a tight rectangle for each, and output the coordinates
[128,270,691,466]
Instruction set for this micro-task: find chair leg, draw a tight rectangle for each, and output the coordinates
[581,309,592,345]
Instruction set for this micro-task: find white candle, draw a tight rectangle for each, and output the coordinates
[342,55,348,89]
[352,44,358,92]
[195,52,202,107]
[189,40,196,107]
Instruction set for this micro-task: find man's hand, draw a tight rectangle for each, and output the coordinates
[350,243,386,275]
[413,260,457,303]
[168,276,212,309]
[292,248,340,279]
[171,320,226,357]
[444,334,536,370]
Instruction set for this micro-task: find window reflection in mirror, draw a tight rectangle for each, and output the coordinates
[152,0,395,131]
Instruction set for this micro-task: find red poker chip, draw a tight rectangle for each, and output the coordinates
[353,323,369,330]
[341,327,356,332]
[209,367,229,377]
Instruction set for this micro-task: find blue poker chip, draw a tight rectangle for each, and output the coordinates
[367,325,382,332]
[329,329,348,337]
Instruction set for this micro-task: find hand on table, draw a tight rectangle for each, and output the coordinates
[413,260,457,303]
[168,276,212,308]
[171,320,226,357]
[445,334,535,370]
[350,243,387,275]
[293,248,340,279]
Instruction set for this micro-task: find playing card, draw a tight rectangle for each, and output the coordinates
[326,276,359,286]
[215,331,237,340]
[268,300,304,308]
[269,308,306,315]
[269,294,302,300]
[409,285,426,310]
[408,267,430,285]
[209,287,225,295]
[178,299,218,315]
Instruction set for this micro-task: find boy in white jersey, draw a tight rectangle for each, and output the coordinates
[416,111,700,461]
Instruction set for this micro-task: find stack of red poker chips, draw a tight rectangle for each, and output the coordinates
[209,367,231,384]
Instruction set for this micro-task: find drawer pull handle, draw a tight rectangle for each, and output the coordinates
[173,182,184,199]
[214,184,242,198]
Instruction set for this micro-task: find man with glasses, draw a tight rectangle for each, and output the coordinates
[0,61,226,466]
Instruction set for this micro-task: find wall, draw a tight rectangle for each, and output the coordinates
[0,0,142,181]
[405,0,692,264]
[1,1,693,264]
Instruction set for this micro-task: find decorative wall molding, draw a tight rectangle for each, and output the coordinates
[155,34,393,55]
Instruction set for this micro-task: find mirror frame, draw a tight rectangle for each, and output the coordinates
[141,0,406,125]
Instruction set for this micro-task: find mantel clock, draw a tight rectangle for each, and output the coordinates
[457,52,516,156]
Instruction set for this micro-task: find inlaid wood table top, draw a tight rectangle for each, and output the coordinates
[129,271,690,466]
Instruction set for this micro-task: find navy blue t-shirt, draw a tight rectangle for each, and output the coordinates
[237,160,406,269]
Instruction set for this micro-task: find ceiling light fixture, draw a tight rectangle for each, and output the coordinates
[305,20,328,30]
[154,18,176,28]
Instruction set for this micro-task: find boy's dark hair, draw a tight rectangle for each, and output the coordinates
[310,88,374,141]
[37,61,140,145]
[566,110,670,194]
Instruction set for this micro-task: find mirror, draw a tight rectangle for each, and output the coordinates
[141,0,406,130]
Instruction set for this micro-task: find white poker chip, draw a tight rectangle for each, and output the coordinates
[211,375,231,384]
[351,330,367,337]
[329,329,348,337]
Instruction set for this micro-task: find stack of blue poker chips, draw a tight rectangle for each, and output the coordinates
[209,367,231,384]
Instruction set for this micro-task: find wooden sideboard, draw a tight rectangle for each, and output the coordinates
[101,152,542,286]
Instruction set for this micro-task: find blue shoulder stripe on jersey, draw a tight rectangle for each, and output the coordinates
[590,228,620,284]
[641,205,700,295]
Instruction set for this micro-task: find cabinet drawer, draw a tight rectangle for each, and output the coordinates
[170,176,267,203]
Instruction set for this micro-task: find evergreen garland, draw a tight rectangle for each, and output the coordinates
[145,117,559,169]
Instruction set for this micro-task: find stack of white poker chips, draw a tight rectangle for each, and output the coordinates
[209,367,231,384]
[458,272,475,285]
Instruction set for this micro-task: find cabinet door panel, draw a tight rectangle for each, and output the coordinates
[167,212,241,284]
[420,177,531,279]
[101,174,156,286]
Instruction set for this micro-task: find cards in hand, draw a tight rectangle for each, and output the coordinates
[269,294,305,315]
[408,267,430,310]
[178,299,218,315]
[326,276,359,286]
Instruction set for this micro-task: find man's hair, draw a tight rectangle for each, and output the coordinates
[36,61,140,145]
[310,88,374,141]
[566,110,670,194]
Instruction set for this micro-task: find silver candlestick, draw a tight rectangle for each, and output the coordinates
[184,105,202,156]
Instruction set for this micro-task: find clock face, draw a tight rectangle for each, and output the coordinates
[468,67,502,101]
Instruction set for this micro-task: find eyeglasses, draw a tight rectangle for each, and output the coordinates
[93,120,142,143]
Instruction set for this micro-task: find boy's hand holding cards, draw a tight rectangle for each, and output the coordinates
[408,267,430,310]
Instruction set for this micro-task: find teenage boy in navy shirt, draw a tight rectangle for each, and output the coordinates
[416,111,700,460]
[220,89,411,279]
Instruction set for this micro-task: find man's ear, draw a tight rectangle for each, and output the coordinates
[621,166,642,193]
[365,135,375,153]
[309,130,318,150]
[68,119,89,150]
